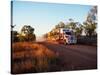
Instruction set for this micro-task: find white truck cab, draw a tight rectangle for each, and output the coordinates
[60,28,77,44]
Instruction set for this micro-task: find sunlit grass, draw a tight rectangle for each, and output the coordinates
[12,42,59,74]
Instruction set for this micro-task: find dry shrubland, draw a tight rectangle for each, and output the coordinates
[12,42,60,74]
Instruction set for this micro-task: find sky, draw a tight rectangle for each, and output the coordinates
[12,1,93,36]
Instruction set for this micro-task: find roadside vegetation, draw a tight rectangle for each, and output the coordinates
[44,6,97,45]
[12,42,61,74]
[11,25,36,42]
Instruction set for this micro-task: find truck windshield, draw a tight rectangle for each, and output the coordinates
[65,32,71,35]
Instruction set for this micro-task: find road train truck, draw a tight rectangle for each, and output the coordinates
[59,28,77,44]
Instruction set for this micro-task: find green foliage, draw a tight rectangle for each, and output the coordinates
[55,21,65,29]
[46,19,83,39]
[12,25,36,42]
[12,31,19,42]
[18,34,26,42]
[83,6,97,37]
[25,34,36,41]
[21,25,34,35]
[45,6,97,39]
[67,22,76,30]
[19,25,36,42]
[83,22,97,37]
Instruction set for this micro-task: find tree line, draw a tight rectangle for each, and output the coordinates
[44,6,97,40]
[11,25,36,42]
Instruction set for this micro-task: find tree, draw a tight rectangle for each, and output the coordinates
[20,25,36,41]
[83,6,97,37]
[21,25,34,35]
[58,22,65,28]
[48,19,83,39]
[66,19,83,37]
[55,22,65,29]
[67,19,77,30]
[83,22,97,37]
[88,6,97,23]
[11,25,19,42]
[75,24,83,37]
[12,31,19,42]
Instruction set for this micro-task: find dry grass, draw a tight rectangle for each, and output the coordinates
[12,42,60,74]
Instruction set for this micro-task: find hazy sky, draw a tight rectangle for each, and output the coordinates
[12,1,93,36]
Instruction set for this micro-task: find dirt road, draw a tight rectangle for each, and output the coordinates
[38,41,97,71]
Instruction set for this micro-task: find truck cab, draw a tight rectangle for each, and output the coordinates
[60,28,77,44]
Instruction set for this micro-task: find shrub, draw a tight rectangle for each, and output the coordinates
[12,42,59,74]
